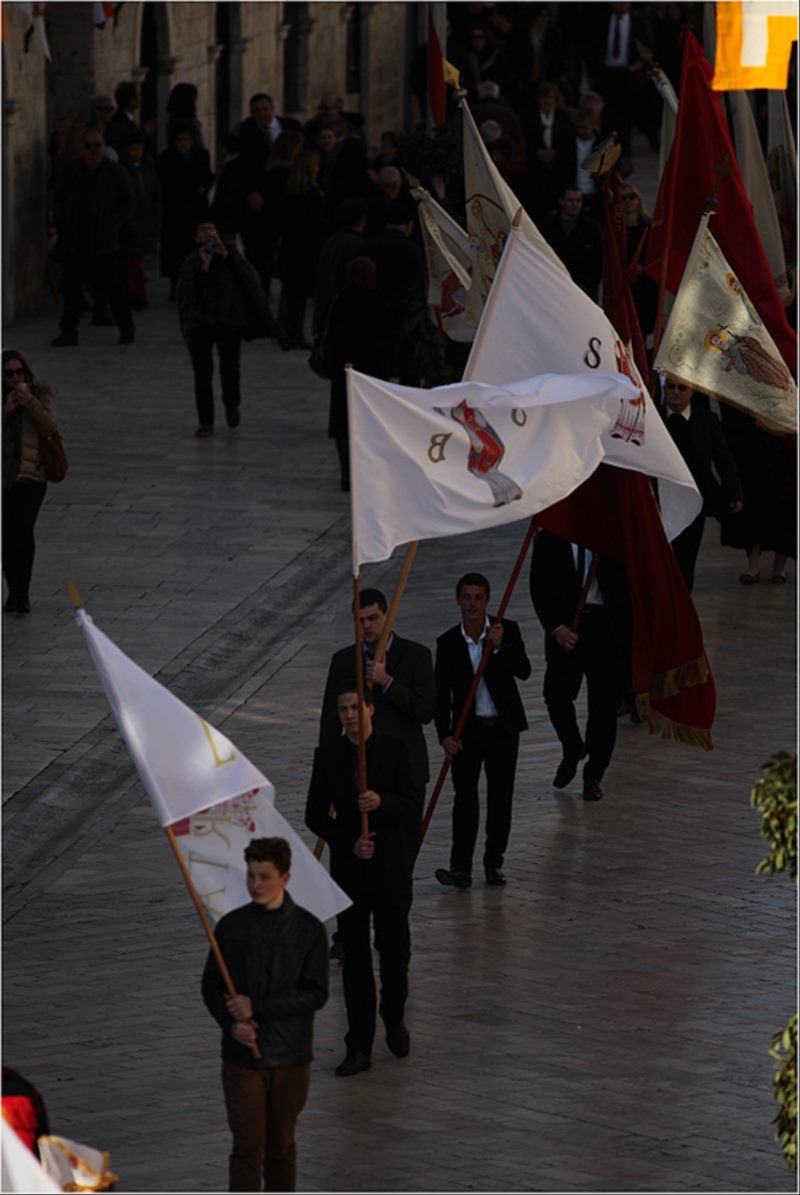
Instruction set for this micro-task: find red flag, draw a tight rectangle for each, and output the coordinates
[538,464,715,749]
[645,31,796,370]
[427,8,446,128]
[601,171,651,390]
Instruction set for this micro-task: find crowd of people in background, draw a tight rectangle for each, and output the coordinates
[5,0,795,614]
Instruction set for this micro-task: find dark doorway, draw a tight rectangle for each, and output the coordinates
[139,4,159,130]
[283,3,308,115]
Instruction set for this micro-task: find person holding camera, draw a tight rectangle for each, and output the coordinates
[176,220,269,438]
[2,350,59,614]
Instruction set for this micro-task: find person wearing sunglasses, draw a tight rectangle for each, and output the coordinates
[659,376,743,592]
[51,129,135,347]
[2,349,59,614]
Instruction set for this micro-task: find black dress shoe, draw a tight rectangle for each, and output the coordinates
[435,867,472,889]
[485,868,507,886]
[335,1051,371,1077]
[583,780,604,801]
[118,329,135,344]
[553,744,587,789]
[3,595,19,613]
[225,407,241,428]
[386,1024,410,1057]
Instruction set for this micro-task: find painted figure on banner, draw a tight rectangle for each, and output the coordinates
[610,339,646,444]
[436,400,523,507]
[704,328,793,392]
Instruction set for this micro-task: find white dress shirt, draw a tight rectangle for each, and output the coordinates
[461,619,499,717]
[605,12,631,67]
[571,543,603,605]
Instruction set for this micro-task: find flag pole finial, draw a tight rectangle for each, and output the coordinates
[67,580,83,609]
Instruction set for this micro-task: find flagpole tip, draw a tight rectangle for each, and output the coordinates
[66,580,83,609]
[512,207,524,229]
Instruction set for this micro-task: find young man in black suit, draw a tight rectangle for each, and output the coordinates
[529,531,631,802]
[319,587,435,795]
[434,572,531,889]
[306,686,423,1077]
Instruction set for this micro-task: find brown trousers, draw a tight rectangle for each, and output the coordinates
[221,1060,310,1192]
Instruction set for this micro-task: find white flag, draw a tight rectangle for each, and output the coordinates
[464,226,701,541]
[654,217,797,434]
[38,1136,118,1193]
[15,2,52,58]
[767,90,797,266]
[726,90,790,301]
[348,369,698,568]
[411,185,476,342]
[461,99,565,329]
[75,609,350,923]
[1,1122,61,1194]
[76,608,273,827]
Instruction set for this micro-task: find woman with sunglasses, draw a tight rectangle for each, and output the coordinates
[2,350,59,614]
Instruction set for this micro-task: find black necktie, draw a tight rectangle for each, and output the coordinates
[612,16,622,60]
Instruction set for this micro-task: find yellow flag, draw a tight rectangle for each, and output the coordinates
[442,57,461,89]
[713,0,798,90]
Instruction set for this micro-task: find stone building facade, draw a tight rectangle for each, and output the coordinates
[2,1,422,318]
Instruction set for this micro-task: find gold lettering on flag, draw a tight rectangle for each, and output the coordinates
[198,717,235,768]
[428,432,452,462]
[511,408,527,426]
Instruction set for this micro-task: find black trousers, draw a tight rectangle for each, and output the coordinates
[185,325,241,426]
[336,882,412,1054]
[60,253,133,336]
[450,720,519,874]
[542,607,619,783]
[671,513,705,593]
[3,480,47,602]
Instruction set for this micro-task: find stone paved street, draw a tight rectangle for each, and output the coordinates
[2,248,796,1195]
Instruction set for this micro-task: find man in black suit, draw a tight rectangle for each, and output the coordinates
[306,686,423,1077]
[529,531,631,802]
[365,202,426,386]
[660,377,744,591]
[434,572,531,889]
[319,586,435,794]
[236,93,301,273]
[541,186,602,301]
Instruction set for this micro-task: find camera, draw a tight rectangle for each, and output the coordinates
[204,235,216,252]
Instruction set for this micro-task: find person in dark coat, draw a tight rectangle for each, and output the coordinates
[156,121,215,298]
[312,198,367,339]
[306,685,423,1077]
[322,256,392,490]
[520,82,573,221]
[659,378,744,591]
[251,130,306,301]
[51,128,135,346]
[121,131,160,308]
[434,572,531,889]
[366,202,426,385]
[275,150,325,350]
[165,82,204,148]
[530,531,631,802]
[541,187,602,301]
[201,836,328,1193]
[176,220,268,437]
[719,404,795,583]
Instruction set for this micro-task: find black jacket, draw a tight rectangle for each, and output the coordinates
[660,403,743,519]
[434,618,531,742]
[529,530,630,636]
[319,635,435,788]
[201,893,328,1070]
[305,732,423,893]
[176,247,268,340]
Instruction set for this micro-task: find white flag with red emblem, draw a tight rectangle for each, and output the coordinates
[347,368,699,568]
[75,608,350,922]
[411,184,476,342]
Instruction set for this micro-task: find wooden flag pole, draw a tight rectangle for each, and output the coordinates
[353,573,370,838]
[165,826,261,1059]
[372,541,418,665]
[420,517,539,844]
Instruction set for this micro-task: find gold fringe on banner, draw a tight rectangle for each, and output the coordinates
[635,692,714,751]
[650,654,710,699]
